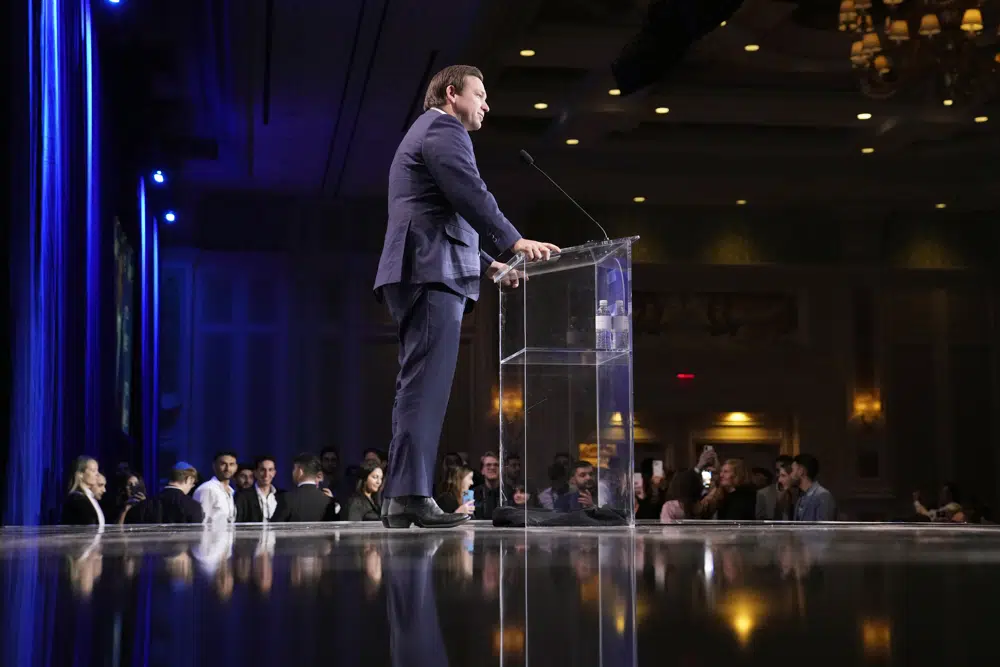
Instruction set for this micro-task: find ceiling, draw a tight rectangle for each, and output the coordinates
[137,0,1000,212]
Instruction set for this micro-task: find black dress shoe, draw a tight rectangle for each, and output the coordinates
[381,496,471,529]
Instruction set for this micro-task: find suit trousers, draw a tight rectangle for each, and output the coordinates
[381,283,467,498]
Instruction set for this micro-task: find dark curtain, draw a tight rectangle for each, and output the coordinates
[5,0,112,526]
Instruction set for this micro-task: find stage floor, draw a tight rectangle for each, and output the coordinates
[3,521,1000,666]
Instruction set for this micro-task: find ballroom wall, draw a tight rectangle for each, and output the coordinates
[159,191,1000,517]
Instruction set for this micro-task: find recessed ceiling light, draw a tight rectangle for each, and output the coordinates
[736,199,747,205]
[861,147,875,154]
[935,203,947,209]
[533,102,548,110]
[857,112,872,120]
[633,196,646,203]
[609,89,621,96]
[744,44,760,52]
[720,21,727,27]
[519,49,535,57]
[942,99,954,106]
[565,138,579,145]
[655,107,670,114]
[975,115,988,123]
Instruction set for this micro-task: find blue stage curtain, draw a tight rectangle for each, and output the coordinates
[6,0,106,526]
[139,178,160,487]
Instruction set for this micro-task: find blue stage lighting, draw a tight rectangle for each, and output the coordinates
[163,211,176,223]
[152,170,165,184]
[108,0,122,5]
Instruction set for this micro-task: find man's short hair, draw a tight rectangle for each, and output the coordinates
[424,65,483,111]
[169,466,198,485]
[292,453,322,478]
[776,454,794,468]
[213,451,238,463]
[573,460,594,473]
[481,451,499,465]
[793,453,820,480]
[254,455,276,469]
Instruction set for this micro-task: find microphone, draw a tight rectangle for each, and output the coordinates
[519,149,609,241]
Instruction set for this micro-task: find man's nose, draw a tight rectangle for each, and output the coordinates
[482,102,489,113]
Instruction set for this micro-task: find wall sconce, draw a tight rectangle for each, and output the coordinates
[491,386,524,418]
[851,390,883,426]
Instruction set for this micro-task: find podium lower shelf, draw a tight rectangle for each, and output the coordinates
[499,347,631,367]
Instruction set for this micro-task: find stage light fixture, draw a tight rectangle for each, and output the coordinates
[108,0,121,4]
[633,196,646,203]
[565,138,580,145]
[519,49,535,57]
[720,21,727,27]
[943,99,954,106]
[163,211,176,223]
[609,89,621,96]
[935,203,947,209]
[744,44,760,52]
[655,107,669,114]
[975,116,988,123]
[533,102,548,110]
[736,199,747,205]
[152,170,165,184]
[861,147,875,154]
[857,113,872,120]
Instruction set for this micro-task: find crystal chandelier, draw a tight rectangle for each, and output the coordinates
[839,0,1000,102]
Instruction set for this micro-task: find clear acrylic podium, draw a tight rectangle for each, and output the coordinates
[492,236,638,524]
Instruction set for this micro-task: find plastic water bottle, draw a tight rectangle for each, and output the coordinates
[613,299,629,350]
[595,300,612,350]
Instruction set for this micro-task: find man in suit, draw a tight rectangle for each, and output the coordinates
[374,65,560,528]
[272,453,337,522]
[126,462,205,524]
[756,454,793,520]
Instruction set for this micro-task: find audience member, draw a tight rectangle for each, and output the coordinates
[193,451,238,526]
[555,461,597,512]
[61,456,105,527]
[537,460,570,510]
[235,455,280,522]
[756,455,793,521]
[790,454,836,521]
[126,463,204,524]
[234,464,255,491]
[660,469,703,522]
[436,465,475,514]
[473,452,503,520]
[346,460,385,521]
[272,453,338,522]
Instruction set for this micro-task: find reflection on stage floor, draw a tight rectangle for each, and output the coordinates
[3,521,1000,666]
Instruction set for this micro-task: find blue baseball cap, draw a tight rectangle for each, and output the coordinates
[173,461,196,470]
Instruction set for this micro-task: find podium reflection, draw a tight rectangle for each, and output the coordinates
[496,532,637,667]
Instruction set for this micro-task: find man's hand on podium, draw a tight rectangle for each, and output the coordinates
[512,238,560,262]
[487,261,521,288]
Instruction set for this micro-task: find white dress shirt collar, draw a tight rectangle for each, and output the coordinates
[82,487,106,528]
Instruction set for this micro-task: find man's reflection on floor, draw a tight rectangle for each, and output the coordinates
[383,533,449,667]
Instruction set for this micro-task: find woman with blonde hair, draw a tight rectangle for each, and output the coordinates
[61,456,106,526]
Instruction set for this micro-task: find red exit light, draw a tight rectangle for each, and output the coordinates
[676,373,695,380]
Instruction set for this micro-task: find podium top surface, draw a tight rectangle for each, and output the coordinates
[492,235,639,283]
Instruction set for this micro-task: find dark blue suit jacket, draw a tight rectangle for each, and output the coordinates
[374,109,522,302]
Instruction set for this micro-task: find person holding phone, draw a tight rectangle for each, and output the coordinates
[435,465,476,515]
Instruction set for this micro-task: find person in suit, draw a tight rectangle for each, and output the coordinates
[756,455,794,521]
[374,64,560,529]
[271,453,337,522]
[345,460,385,521]
[125,462,205,524]
[61,456,105,527]
[235,455,280,522]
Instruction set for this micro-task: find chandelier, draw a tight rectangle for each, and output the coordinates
[838,0,1000,102]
